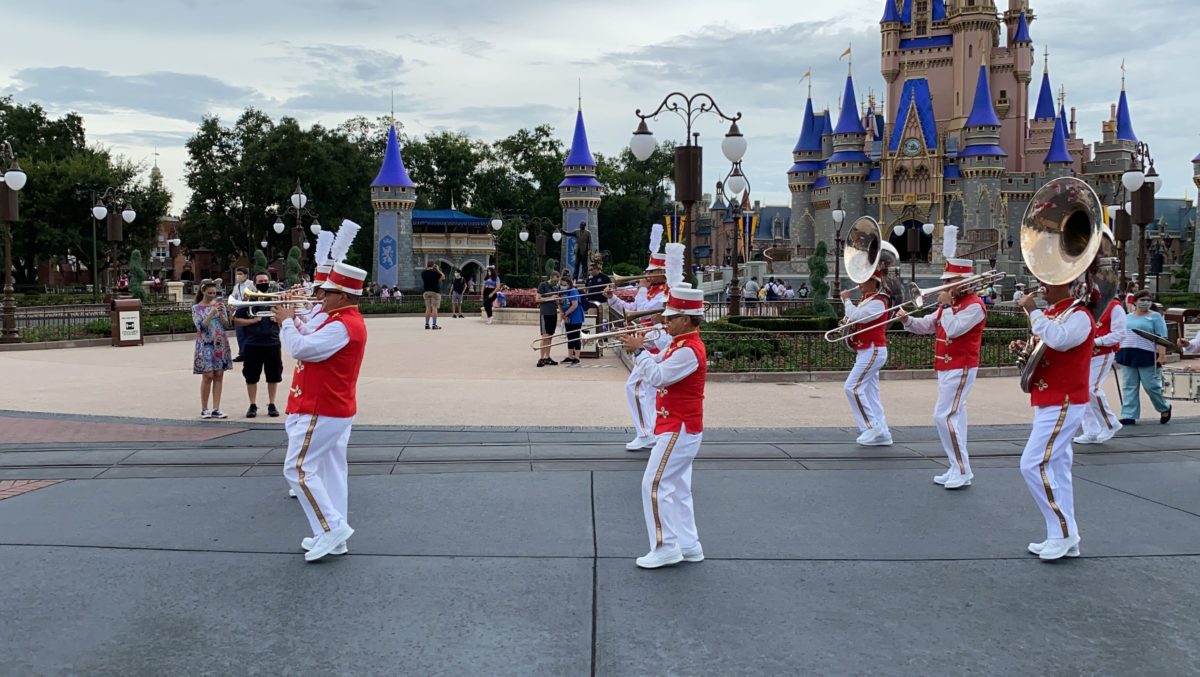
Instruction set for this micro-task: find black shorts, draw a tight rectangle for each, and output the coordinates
[242,344,283,384]
[540,314,558,335]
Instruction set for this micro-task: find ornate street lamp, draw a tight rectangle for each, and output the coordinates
[276,179,317,266]
[1110,142,1157,289]
[630,93,745,281]
[831,200,847,298]
[88,186,136,302]
[717,162,752,316]
[0,140,28,342]
[892,222,935,283]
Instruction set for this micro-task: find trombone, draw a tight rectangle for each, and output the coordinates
[536,273,657,300]
[529,323,665,350]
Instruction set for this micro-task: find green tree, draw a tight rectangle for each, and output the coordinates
[253,249,268,275]
[808,241,833,316]
[286,246,301,287]
[595,142,676,268]
[127,249,148,301]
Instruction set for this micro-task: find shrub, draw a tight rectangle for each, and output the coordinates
[286,247,302,287]
[807,241,832,316]
[128,250,148,302]
[727,316,838,331]
[253,250,269,275]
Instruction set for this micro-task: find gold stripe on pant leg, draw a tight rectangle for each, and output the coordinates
[1096,355,1114,430]
[297,415,329,532]
[634,379,647,437]
[852,348,878,426]
[650,431,681,548]
[946,368,969,474]
[1039,400,1071,538]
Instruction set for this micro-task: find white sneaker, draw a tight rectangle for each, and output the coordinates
[933,470,953,485]
[855,428,875,444]
[1038,534,1082,561]
[943,472,973,490]
[861,430,893,447]
[1073,432,1100,445]
[200,409,212,419]
[210,410,228,419]
[288,488,297,498]
[304,523,354,562]
[301,536,348,555]
[625,436,655,451]
[1093,422,1122,444]
[681,544,704,562]
[636,547,684,569]
[1027,540,1080,557]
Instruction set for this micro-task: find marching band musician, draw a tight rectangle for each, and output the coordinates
[896,227,984,489]
[275,255,369,562]
[839,268,893,447]
[607,226,670,451]
[1076,277,1126,445]
[616,285,707,569]
[1010,283,1094,561]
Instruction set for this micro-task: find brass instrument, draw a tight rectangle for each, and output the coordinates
[229,289,315,317]
[529,323,665,351]
[537,273,659,300]
[621,307,664,324]
[1015,177,1105,393]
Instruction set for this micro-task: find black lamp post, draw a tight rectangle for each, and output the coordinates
[717,162,751,316]
[1109,143,1159,290]
[274,180,320,268]
[831,197,847,298]
[0,140,27,343]
[629,93,746,284]
[89,187,137,302]
[892,221,934,283]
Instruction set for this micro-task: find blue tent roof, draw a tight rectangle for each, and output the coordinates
[1045,114,1072,164]
[412,209,490,225]
[789,160,824,174]
[371,125,416,188]
[944,165,962,179]
[1013,12,1032,43]
[866,167,882,182]
[889,78,938,152]
[959,145,1007,158]
[811,176,830,190]
[1033,72,1055,120]
[881,0,901,23]
[834,75,865,135]
[900,0,944,23]
[558,175,602,188]
[564,108,596,167]
[1116,89,1138,142]
[966,65,1001,128]
[793,98,822,153]
[828,150,871,164]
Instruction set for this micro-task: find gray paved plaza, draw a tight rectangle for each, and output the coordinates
[2,414,1199,675]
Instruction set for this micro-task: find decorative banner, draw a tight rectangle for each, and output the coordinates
[375,211,399,290]
[664,215,674,244]
[736,216,743,260]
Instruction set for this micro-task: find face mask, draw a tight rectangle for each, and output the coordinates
[256,283,270,292]
[1137,300,1152,311]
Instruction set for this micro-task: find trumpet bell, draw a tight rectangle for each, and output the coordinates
[1020,177,1104,286]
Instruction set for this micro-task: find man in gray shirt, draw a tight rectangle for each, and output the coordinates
[572,224,591,281]
[742,276,760,314]
[535,271,561,367]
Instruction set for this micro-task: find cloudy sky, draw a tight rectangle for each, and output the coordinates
[2,0,1196,213]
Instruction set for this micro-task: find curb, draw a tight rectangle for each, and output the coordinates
[0,333,194,352]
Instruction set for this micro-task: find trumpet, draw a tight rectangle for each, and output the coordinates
[529,323,664,351]
[536,273,658,299]
[228,295,315,317]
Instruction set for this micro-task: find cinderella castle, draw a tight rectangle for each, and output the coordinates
[784,0,1159,283]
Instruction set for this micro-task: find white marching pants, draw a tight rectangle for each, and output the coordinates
[625,367,657,439]
[934,367,977,475]
[283,413,353,536]
[641,426,702,552]
[844,346,888,433]
[1080,354,1119,437]
[1019,403,1085,540]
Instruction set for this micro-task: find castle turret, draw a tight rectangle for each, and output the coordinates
[824,72,871,247]
[881,1,902,85]
[1043,111,1073,178]
[960,65,1007,241]
[559,104,602,273]
[947,0,997,128]
[788,95,824,251]
[1116,86,1138,143]
[1004,1,1032,47]
[371,124,418,289]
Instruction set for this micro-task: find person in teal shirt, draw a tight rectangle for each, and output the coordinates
[559,278,585,366]
[1115,290,1171,424]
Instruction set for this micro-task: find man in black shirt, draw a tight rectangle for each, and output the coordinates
[421,261,445,330]
[535,271,561,367]
[451,270,467,318]
[572,223,591,281]
[232,272,283,418]
[585,260,612,329]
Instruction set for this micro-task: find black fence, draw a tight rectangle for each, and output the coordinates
[14,303,194,343]
[702,328,1028,372]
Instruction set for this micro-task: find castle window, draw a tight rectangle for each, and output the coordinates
[1000,89,1007,100]
[968,45,973,59]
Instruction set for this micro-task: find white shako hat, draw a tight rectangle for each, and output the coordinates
[314,264,334,284]
[646,223,665,271]
[662,283,704,317]
[321,261,367,295]
[940,225,973,280]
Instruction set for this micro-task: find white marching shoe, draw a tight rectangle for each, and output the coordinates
[626,435,655,451]
[301,536,348,555]
[1093,422,1122,444]
[1027,539,1080,558]
[943,472,973,490]
[304,524,354,562]
[288,488,297,498]
[681,544,704,563]
[636,547,684,569]
[1073,432,1100,445]
[859,427,893,447]
[1037,534,1081,561]
[934,470,953,485]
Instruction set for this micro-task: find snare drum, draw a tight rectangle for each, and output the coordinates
[1161,368,1200,402]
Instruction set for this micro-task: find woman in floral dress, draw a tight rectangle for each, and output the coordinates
[193,280,233,418]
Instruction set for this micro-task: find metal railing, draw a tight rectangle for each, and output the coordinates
[702,328,1027,372]
[15,302,193,342]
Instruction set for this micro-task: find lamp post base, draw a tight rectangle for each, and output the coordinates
[1,222,17,343]
[729,274,741,318]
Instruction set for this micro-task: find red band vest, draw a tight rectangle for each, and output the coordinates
[934,293,986,371]
[655,332,707,434]
[1030,299,1095,407]
[1092,299,1122,357]
[286,307,368,418]
[850,292,890,351]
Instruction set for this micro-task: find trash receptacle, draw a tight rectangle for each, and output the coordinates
[110,298,143,347]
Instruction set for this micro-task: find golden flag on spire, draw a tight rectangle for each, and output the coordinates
[840,46,852,59]
[799,70,812,83]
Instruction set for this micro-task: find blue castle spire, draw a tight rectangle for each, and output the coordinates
[1013,12,1032,43]
[793,97,822,153]
[1034,71,1055,120]
[965,65,1001,128]
[1116,88,1138,143]
[1045,112,1072,164]
[371,124,416,188]
[881,0,900,23]
[822,109,833,136]
[564,107,596,167]
[833,73,865,135]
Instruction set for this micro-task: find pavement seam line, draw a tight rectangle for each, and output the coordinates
[589,471,598,677]
[1074,474,1200,520]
